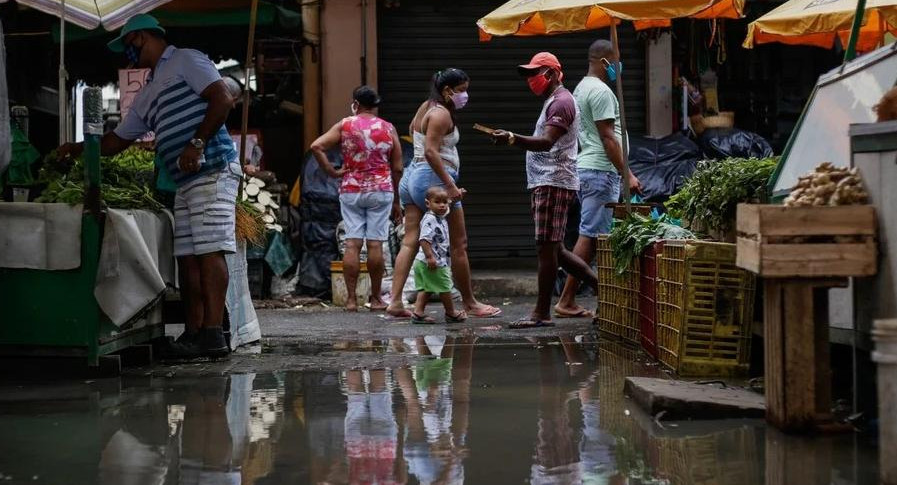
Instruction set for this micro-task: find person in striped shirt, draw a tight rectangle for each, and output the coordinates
[59,14,238,359]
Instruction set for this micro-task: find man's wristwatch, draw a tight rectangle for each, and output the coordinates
[189,138,205,150]
[508,132,517,146]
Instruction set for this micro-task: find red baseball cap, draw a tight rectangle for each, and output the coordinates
[518,52,562,75]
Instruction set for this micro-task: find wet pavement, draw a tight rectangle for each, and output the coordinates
[0,327,880,485]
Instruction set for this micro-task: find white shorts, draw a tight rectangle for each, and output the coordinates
[174,162,241,257]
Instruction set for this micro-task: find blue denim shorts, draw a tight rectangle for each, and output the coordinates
[398,162,462,210]
[578,169,621,238]
[339,191,394,241]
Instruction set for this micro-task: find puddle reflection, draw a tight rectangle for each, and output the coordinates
[0,339,878,484]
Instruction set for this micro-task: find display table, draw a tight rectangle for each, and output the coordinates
[0,203,175,366]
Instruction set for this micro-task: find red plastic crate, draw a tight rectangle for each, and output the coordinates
[639,242,662,358]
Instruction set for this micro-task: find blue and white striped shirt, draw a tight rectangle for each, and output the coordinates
[115,46,237,186]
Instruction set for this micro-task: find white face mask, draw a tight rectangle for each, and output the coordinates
[449,90,469,110]
[350,102,358,115]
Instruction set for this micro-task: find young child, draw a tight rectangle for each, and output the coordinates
[411,187,467,324]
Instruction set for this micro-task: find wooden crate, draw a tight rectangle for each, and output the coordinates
[736,204,877,278]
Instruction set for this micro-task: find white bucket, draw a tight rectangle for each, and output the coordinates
[12,187,30,203]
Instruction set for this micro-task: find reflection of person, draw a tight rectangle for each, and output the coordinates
[179,377,241,484]
[396,334,474,485]
[556,40,641,319]
[311,86,404,312]
[577,375,620,483]
[59,14,239,358]
[411,187,467,324]
[343,369,403,484]
[387,69,502,320]
[530,343,582,484]
[490,52,599,329]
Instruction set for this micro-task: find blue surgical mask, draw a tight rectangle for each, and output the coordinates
[605,61,622,83]
[125,44,141,65]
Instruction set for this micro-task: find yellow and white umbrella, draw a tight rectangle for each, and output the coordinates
[744,0,897,52]
[477,0,744,40]
[4,0,173,30]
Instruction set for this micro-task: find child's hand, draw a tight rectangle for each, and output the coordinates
[426,257,438,270]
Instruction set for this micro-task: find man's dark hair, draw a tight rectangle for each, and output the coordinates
[353,85,381,109]
[588,39,614,61]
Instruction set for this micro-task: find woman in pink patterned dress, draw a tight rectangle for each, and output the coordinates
[311,86,404,311]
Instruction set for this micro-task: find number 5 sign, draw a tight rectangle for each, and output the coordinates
[118,68,154,142]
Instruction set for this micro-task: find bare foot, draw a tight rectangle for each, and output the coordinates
[369,296,388,312]
[345,302,359,312]
[553,304,594,319]
[386,303,413,318]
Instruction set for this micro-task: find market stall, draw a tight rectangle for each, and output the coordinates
[0,90,171,366]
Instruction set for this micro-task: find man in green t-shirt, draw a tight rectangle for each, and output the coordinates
[555,39,642,318]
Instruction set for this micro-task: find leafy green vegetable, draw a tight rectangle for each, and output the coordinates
[666,157,778,234]
[36,146,162,211]
[609,213,695,274]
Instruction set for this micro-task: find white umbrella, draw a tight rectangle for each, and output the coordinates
[2,0,175,143]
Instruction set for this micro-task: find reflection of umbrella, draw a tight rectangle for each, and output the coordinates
[744,0,897,53]
[477,0,745,204]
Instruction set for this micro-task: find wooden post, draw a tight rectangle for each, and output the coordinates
[302,0,322,150]
[764,278,846,432]
[609,20,631,212]
[240,0,260,167]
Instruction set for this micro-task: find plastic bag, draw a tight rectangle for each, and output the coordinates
[264,230,295,277]
[628,133,701,201]
[698,128,774,160]
[301,148,341,204]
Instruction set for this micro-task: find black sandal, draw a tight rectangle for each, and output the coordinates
[508,318,555,329]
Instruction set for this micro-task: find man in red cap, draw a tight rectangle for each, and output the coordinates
[491,52,599,329]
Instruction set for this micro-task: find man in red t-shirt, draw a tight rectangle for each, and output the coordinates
[491,52,599,329]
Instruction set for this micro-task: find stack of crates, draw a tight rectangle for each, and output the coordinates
[639,242,663,358]
[596,236,640,344]
[655,240,756,376]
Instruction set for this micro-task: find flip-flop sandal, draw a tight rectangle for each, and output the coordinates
[411,313,438,325]
[445,310,468,323]
[468,305,503,318]
[553,307,595,319]
[508,318,555,329]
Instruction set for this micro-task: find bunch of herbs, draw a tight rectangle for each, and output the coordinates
[665,157,778,234]
[608,213,695,274]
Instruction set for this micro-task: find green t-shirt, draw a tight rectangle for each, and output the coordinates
[573,76,625,172]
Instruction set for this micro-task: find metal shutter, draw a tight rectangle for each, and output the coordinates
[378,0,646,259]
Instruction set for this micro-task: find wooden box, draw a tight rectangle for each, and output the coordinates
[736,204,877,278]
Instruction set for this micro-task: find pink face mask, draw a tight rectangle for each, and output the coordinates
[450,90,469,110]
